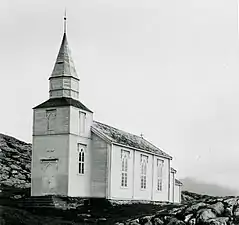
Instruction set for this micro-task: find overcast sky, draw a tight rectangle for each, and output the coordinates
[1,0,239,190]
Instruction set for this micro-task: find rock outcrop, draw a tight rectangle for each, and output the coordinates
[117,195,239,225]
[0,133,31,189]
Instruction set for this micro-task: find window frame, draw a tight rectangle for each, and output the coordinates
[77,143,86,175]
[121,150,130,188]
[140,154,148,190]
[157,159,164,192]
[79,111,86,134]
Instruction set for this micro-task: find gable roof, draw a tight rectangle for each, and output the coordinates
[171,167,177,173]
[175,179,183,186]
[33,97,93,113]
[92,121,172,159]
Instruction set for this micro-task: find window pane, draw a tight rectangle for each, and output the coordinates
[82,163,84,174]
[82,152,84,162]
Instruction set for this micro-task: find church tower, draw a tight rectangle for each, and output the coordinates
[31,15,93,197]
[49,16,79,100]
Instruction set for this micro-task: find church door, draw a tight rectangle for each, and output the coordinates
[41,160,58,195]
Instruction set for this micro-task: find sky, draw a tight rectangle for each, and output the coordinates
[1,0,239,190]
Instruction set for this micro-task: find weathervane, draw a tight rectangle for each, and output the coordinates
[64,8,67,34]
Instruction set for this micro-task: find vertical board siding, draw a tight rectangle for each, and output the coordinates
[67,106,93,197]
[110,145,170,201]
[31,135,69,196]
[170,171,175,202]
[91,134,107,197]
[174,185,180,203]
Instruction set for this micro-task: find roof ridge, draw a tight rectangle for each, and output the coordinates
[93,120,144,139]
[92,121,172,159]
[93,120,168,155]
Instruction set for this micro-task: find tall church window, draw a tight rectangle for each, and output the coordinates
[79,111,86,134]
[157,159,164,191]
[46,109,56,132]
[78,144,85,174]
[121,150,130,187]
[140,155,148,189]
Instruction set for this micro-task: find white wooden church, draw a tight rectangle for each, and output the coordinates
[31,17,182,203]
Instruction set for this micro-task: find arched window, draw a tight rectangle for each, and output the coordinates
[78,147,85,174]
[140,155,148,189]
[121,150,130,187]
[157,159,164,191]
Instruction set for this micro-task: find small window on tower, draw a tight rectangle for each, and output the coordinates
[46,109,56,132]
[79,111,86,134]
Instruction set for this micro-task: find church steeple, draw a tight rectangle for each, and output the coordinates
[49,13,79,100]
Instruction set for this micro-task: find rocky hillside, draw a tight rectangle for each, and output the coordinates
[120,194,239,225]
[1,133,239,225]
[0,133,31,189]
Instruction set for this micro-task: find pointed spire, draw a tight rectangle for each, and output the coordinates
[50,13,79,80]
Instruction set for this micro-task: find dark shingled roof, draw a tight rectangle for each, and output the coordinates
[175,179,183,186]
[92,121,172,159]
[33,97,93,113]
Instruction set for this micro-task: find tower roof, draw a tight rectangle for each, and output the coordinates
[50,16,79,80]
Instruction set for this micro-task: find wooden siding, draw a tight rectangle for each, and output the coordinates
[110,144,170,201]
[174,185,181,203]
[33,107,70,135]
[31,135,69,196]
[170,171,175,202]
[91,134,107,197]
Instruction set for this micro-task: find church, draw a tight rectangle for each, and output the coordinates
[31,16,182,203]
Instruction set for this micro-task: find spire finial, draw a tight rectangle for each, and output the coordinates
[64,8,67,34]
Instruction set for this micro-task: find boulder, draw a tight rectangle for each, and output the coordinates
[188,218,196,225]
[224,207,233,217]
[153,217,164,225]
[196,208,216,224]
[233,205,239,217]
[208,202,224,215]
[167,217,185,225]
[206,217,229,225]
[129,220,140,225]
[184,214,193,223]
[139,215,154,224]
[185,202,208,214]
[223,197,239,207]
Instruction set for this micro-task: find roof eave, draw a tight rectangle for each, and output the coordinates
[111,142,172,160]
[91,127,113,144]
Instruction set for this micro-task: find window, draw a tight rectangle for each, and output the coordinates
[140,155,148,189]
[121,150,130,187]
[157,159,164,191]
[77,144,85,174]
[79,111,86,134]
[46,109,56,132]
